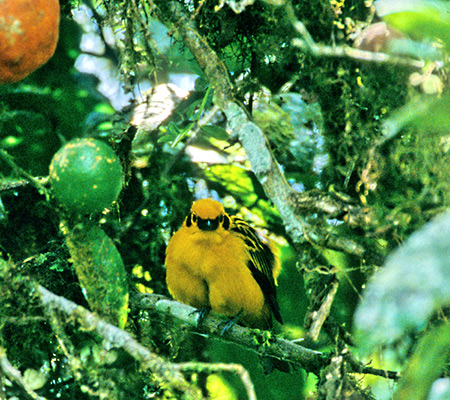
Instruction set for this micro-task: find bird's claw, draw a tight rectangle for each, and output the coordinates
[190,307,210,327]
[218,312,242,336]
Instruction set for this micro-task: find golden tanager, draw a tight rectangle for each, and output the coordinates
[165,198,283,330]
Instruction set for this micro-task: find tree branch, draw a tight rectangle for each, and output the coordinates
[136,293,326,374]
[150,0,373,259]
[305,280,340,343]
[151,0,306,243]
[37,286,205,400]
[35,284,400,382]
[281,1,424,69]
[135,293,400,380]
[291,24,425,69]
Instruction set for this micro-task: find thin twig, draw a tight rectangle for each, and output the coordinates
[291,37,425,69]
[344,348,400,381]
[0,150,50,200]
[284,2,424,69]
[0,347,47,400]
[306,280,339,342]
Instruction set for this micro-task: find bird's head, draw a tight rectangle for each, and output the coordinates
[184,198,231,232]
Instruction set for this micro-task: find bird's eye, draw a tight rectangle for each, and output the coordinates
[221,214,231,230]
[185,213,192,227]
[186,212,197,227]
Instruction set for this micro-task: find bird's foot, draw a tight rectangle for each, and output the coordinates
[190,307,211,327]
[218,311,242,336]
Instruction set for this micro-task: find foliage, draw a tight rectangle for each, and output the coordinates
[1,0,450,399]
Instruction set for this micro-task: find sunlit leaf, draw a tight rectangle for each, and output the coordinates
[375,0,450,49]
[23,368,47,391]
[200,125,229,140]
[206,374,238,400]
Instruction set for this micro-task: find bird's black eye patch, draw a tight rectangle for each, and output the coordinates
[221,214,231,230]
[186,212,197,227]
[185,213,192,227]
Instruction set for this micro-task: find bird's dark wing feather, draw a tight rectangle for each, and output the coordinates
[230,217,283,324]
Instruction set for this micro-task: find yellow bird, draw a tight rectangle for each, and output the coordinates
[165,198,282,330]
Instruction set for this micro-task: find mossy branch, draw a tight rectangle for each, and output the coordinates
[151,0,306,243]
[149,0,371,258]
[290,20,424,69]
[137,293,327,374]
[135,293,400,380]
[37,285,205,400]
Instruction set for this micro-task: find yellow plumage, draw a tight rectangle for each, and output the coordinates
[165,198,282,329]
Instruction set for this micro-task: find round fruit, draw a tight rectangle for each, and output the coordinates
[0,0,60,84]
[49,138,123,215]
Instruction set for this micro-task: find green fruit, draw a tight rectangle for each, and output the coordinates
[49,138,123,215]
[65,223,129,329]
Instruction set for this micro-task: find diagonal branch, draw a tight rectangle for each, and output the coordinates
[150,0,367,257]
[37,285,205,400]
[151,0,306,243]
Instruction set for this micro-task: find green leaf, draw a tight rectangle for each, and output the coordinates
[157,133,177,144]
[65,223,129,329]
[167,121,181,135]
[185,98,203,120]
[392,323,450,400]
[354,211,450,351]
[200,125,229,140]
[375,0,450,49]
[382,92,450,139]
[172,122,195,147]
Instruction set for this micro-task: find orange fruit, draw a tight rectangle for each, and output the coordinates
[0,0,60,84]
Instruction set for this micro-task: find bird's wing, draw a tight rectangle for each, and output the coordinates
[230,217,283,324]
